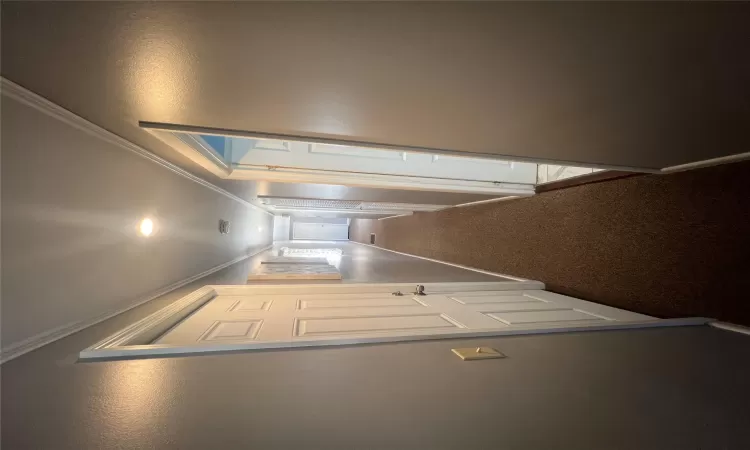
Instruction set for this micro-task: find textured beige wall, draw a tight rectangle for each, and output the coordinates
[2,2,749,174]
[1,93,273,353]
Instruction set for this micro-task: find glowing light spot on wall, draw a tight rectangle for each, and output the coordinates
[126,30,195,119]
[139,218,155,237]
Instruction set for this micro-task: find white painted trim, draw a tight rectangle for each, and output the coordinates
[143,126,233,179]
[81,281,546,360]
[309,142,407,161]
[229,164,536,196]
[1,245,273,364]
[0,77,271,216]
[179,133,230,171]
[83,286,218,353]
[213,282,545,295]
[709,321,750,337]
[660,151,750,174]
[139,122,750,175]
[378,213,414,221]
[143,126,538,195]
[349,241,536,283]
[139,121,660,173]
[81,311,710,361]
[448,196,520,209]
[273,207,410,216]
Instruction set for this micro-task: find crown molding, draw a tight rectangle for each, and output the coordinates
[1,77,272,216]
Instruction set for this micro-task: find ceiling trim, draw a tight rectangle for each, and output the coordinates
[1,77,272,216]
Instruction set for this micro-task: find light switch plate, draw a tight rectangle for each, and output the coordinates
[452,347,506,361]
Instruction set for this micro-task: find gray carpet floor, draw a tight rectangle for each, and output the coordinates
[351,161,750,325]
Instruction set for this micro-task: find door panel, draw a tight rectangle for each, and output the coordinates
[484,309,608,325]
[292,222,349,240]
[201,320,263,341]
[299,296,427,309]
[230,140,537,184]
[296,314,462,337]
[155,286,655,347]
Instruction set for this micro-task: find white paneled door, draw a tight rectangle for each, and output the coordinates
[292,222,349,241]
[155,283,655,348]
[229,140,538,184]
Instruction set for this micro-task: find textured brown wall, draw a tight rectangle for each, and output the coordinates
[351,162,750,324]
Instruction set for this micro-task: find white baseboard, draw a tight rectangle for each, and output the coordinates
[661,151,750,174]
[0,245,272,364]
[349,241,540,285]
[445,195,521,210]
[709,321,750,337]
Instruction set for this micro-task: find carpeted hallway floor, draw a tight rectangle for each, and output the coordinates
[350,161,750,325]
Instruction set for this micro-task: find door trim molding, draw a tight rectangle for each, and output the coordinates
[229,165,536,196]
[1,245,273,364]
[535,171,638,193]
[139,121,661,173]
[1,77,270,216]
[709,321,750,336]
[444,196,520,209]
[378,213,414,221]
[660,151,750,173]
[142,125,233,179]
[81,284,711,360]
[141,121,750,175]
[80,281,549,360]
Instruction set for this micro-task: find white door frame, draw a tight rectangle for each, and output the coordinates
[143,125,536,195]
[140,121,660,173]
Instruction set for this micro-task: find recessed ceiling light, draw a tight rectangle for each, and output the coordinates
[139,218,155,237]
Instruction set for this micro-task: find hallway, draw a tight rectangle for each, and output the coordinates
[3,2,750,448]
[351,161,750,325]
[246,241,503,284]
